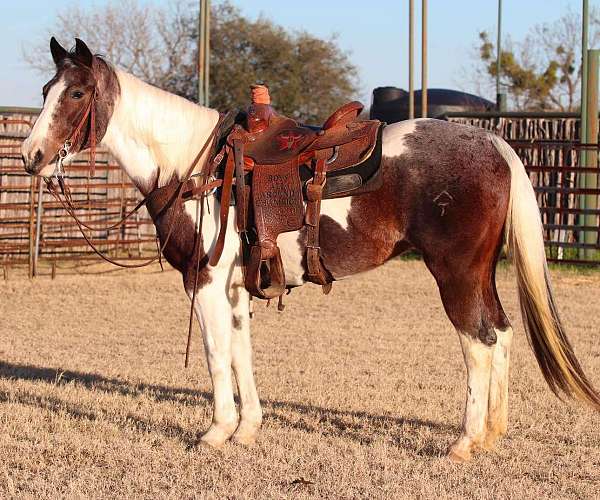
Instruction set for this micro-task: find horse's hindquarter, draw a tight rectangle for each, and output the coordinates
[314,119,512,278]
[398,120,511,258]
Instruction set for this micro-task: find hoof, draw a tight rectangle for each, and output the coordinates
[447,448,471,463]
[231,431,257,447]
[230,421,260,447]
[481,428,505,452]
[196,437,225,451]
[481,434,498,452]
[447,440,473,463]
[197,422,237,449]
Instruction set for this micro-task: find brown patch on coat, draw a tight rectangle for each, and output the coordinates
[145,178,211,292]
[232,315,243,330]
[315,119,512,338]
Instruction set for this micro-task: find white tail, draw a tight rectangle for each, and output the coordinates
[491,134,600,409]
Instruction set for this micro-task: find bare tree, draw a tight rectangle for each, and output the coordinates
[23,0,194,87]
[461,7,600,111]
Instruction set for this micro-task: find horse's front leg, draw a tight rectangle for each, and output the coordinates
[190,274,238,448]
[229,284,262,445]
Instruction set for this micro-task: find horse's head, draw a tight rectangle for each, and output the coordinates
[22,38,119,176]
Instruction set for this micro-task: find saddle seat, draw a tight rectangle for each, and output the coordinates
[214,85,384,301]
[239,100,380,173]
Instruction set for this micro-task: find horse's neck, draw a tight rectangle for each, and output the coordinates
[101,70,220,195]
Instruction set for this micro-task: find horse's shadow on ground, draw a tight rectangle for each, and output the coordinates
[0,361,456,457]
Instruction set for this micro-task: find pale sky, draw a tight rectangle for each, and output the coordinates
[1,0,596,108]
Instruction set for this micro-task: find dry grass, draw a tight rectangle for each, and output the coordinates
[0,259,599,499]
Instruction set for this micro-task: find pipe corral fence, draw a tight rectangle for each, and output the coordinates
[446,111,600,264]
[0,107,157,277]
[2,108,600,277]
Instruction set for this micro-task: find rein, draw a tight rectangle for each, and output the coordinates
[47,112,227,368]
[47,115,225,269]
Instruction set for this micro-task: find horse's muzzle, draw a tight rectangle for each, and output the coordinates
[22,149,43,175]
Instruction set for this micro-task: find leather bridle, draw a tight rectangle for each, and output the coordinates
[45,113,226,269]
[55,86,98,182]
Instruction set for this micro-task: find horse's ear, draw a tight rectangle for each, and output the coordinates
[50,37,68,65]
[74,38,94,67]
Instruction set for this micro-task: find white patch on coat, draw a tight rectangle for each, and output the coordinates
[277,230,305,286]
[321,196,353,230]
[190,277,239,445]
[102,69,220,189]
[230,285,262,436]
[381,118,430,158]
[21,78,67,164]
[453,332,494,453]
[488,326,513,434]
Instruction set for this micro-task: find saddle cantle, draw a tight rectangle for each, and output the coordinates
[213,84,384,301]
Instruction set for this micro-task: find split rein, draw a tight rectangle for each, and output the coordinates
[45,105,227,368]
[45,110,225,269]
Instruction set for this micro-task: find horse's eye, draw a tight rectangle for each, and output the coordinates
[71,91,84,99]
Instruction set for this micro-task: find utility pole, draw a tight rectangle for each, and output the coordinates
[421,0,428,118]
[579,0,590,256]
[583,49,599,258]
[496,0,506,111]
[197,0,210,106]
[408,0,415,119]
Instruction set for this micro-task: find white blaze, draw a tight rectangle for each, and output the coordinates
[22,78,67,163]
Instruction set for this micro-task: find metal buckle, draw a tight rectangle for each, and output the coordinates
[54,139,73,182]
[326,146,339,165]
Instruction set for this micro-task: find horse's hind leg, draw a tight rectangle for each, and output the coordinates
[229,285,262,446]
[451,326,494,462]
[425,255,510,462]
[485,306,513,450]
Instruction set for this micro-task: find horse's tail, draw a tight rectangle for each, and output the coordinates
[491,134,600,410]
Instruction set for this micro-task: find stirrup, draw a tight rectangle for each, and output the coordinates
[245,244,286,300]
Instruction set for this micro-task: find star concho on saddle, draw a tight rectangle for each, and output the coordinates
[209,84,384,303]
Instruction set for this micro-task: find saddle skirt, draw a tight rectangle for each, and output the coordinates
[212,86,385,301]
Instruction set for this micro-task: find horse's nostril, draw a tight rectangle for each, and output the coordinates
[22,149,43,174]
[33,149,43,164]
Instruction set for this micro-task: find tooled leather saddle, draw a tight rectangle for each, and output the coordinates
[209,85,384,301]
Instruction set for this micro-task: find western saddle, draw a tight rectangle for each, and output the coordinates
[209,85,384,302]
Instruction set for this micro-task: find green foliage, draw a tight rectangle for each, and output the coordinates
[479,31,559,110]
[209,3,359,123]
[165,2,359,123]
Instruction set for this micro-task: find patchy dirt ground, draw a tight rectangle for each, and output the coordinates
[0,259,599,498]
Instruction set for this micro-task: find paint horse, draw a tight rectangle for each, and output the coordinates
[22,39,600,462]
